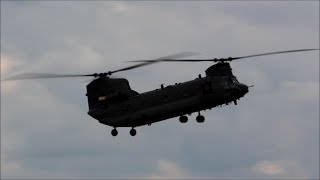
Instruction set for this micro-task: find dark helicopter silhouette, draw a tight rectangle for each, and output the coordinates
[3,48,319,136]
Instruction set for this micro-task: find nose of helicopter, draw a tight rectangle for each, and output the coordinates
[239,84,249,97]
[241,84,249,94]
[230,84,249,99]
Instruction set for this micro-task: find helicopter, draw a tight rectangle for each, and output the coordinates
[3,48,319,136]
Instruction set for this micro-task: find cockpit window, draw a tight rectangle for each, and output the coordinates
[230,77,239,83]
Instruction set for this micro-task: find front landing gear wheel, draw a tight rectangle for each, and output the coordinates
[130,128,137,136]
[111,128,118,136]
[196,115,205,123]
[179,115,188,123]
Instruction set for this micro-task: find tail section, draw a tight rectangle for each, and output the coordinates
[86,77,138,110]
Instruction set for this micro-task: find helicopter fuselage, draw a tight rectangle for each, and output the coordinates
[88,74,248,128]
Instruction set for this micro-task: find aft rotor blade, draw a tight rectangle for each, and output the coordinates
[2,52,199,81]
[110,61,158,74]
[129,48,319,63]
[111,51,199,74]
[154,51,199,60]
[2,73,95,81]
[129,51,199,62]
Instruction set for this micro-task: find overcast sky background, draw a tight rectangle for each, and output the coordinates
[1,1,319,179]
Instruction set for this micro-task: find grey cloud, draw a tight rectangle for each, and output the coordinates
[1,1,319,179]
[214,1,319,27]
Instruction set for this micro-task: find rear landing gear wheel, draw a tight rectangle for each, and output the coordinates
[179,115,188,123]
[130,128,136,136]
[111,128,118,136]
[196,115,205,123]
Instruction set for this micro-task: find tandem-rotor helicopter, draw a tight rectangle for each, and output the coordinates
[3,48,319,136]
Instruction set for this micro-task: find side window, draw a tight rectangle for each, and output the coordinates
[232,77,239,83]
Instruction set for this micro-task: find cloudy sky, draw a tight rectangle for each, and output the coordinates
[1,1,319,179]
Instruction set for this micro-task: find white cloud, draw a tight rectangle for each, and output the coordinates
[143,160,188,179]
[1,150,71,179]
[1,54,25,93]
[112,2,134,13]
[1,54,25,75]
[251,160,307,178]
[252,160,285,176]
[1,154,30,179]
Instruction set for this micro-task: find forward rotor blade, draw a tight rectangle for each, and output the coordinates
[230,48,320,61]
[2,73,94,81]
[129,48,319,63]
